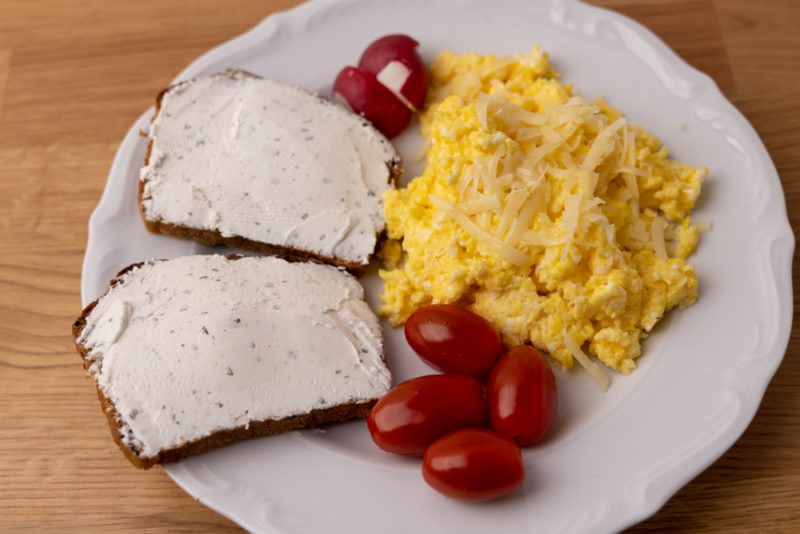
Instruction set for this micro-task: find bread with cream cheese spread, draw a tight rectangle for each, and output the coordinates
[72,254,392,469]
[138,69,401,273]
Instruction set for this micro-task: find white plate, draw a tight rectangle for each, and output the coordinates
[80,0,794,532]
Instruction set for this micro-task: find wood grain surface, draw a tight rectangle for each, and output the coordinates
[1,0,798,532]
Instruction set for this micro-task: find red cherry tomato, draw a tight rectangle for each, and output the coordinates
[487,345,558,446]
[404,304,504,376]
[422,428,525,502]
[367,375,488,456]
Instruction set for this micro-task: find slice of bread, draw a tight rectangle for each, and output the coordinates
[73,254,391,469]
[139,69,402,273]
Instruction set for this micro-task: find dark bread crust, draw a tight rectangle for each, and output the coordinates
[73,257,383,469]
[138,216,386,274]
[138,69,402,274]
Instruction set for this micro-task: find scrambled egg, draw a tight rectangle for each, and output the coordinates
[378,47,706,377]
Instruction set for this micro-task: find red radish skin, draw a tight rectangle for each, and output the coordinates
[358,34,428,111]
[332,66,412,139]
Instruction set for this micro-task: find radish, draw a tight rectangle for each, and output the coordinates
[332,66,412,139]
[332,34,428,138]
[358,34,428,111]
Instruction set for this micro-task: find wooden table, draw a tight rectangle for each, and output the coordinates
[1,0,797,531]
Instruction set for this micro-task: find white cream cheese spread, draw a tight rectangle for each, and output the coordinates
[77,254,391,460]
[140,70,399,267]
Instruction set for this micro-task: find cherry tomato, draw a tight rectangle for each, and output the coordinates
[404,304,504,376]
[487,345,558,446]
[422,428,525,501]
[367,375,488,456]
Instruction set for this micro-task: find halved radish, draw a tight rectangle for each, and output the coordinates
[358,34,428,111]
[332,66,413,139]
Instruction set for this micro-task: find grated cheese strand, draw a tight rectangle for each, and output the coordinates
[506,187,545,246]
[520,228,566,247]
[429,194,531,266]
[563,331,610,391]
[458,194,502,215]
[650,215,668,259]
[496,189,530,239]
[581,117,627,173]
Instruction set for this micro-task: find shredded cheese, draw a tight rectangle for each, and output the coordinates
[428,194,531,266]
[427,89,702,274]
[564,330,610,391]
[381,47,707,385]
[458,194,502,215]
[650,215,668,259]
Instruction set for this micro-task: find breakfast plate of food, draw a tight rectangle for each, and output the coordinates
[78,0,793,532]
